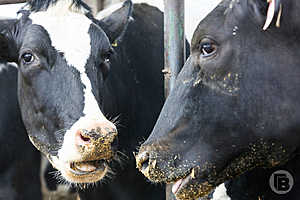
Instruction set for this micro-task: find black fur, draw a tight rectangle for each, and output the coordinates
[137,0,300,199]
[26,0,91,13]
[0,62,41,200]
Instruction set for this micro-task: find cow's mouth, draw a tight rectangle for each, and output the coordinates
[62,159,109,183]
[170,168,214,200]
[168,140,291,199]
[49,156,110,183]
[69,159,107,175]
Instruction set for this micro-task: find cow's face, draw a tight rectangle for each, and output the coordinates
[136,0,300,199]
[0,0,132,184]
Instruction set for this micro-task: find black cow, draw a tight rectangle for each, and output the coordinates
[0,18,41,200]
[0,0,165,199]
[136,0,300,200]
[0,60,41,200]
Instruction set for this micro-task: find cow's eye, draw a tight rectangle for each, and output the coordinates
[199,39,217,57]
[102,50,113,63]
[21,52,34,64]
[103,54,110,63]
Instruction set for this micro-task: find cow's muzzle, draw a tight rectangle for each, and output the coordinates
[51,119,118,183]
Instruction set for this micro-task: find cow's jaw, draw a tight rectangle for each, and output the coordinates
[171,172,213,200]
[137,139,291,200]
[49,155,109,183]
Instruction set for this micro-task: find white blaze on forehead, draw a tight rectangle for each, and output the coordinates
[29,0,104,117]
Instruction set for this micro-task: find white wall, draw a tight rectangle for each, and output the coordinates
[0,3,24,19]
[185,0,221,42]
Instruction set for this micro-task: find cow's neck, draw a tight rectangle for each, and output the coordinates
[226,153,300,200]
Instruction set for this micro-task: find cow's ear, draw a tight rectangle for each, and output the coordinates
[0,29,18,63]
[248,0,282,30]
[97,0,133,46]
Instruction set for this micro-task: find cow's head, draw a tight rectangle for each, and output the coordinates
[136,0,300,199]
[0,0,132,184]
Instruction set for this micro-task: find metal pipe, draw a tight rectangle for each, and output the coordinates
[164,0,185,199]
[0,0,26,5]
[163,0,185,98]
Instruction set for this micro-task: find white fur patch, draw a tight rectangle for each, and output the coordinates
[28,0,111,162]
[212,184,231,200]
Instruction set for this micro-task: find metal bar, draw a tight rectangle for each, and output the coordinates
[0,0,26,5]
[163,0,185,98]
[97,0,105,11]
[164,0,185,199]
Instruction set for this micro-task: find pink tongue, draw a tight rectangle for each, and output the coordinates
[172,179,183,194]
[74,163,97,172]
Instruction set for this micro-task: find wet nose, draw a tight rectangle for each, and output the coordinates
[136,150,151,172]
[75,122,117,148]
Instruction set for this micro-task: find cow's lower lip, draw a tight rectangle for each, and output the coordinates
[48,155,110,183]
[171,172,191,195]
[69,160,106,175]
[171,168,214,200]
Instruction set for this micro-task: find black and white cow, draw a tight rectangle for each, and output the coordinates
[0,0,129,184]
[0,0,166,199]
[136,0,300,200]
[0,17,77,200]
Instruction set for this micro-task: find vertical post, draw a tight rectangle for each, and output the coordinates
[164,0,185,199]
[97,0,105,11]
[84,0,103,15]
[163,0,185,98]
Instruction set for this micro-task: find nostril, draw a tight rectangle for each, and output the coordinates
[75,130,91,147]
[141,156,150,171]
[80,133,90,142]
[137,151,150,172]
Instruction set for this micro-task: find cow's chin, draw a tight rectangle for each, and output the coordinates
[170,168,215,200]
[152,146,291,200]
[49,156,109,183]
